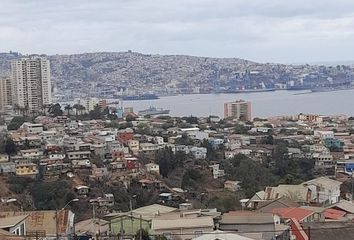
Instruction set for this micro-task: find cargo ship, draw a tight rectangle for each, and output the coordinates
[223,88,276,93]
[311,85,354,93]
[122,93,159,101]
[138,106,170,116]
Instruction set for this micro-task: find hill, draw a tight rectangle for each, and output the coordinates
[0,51,353,98]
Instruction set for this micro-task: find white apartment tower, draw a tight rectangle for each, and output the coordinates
[11,57,52,114]
[0,76,12,113]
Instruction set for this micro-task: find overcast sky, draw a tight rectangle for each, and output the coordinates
[1,0,354,63]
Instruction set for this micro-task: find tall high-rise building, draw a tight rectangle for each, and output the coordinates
[224,99,251,121]
[0,76,12,113]
[11,57,52,114]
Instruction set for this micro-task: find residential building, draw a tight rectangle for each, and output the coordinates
[0,210,75,239]
[145,163,160,175]
[15,160,38,177]
[224,180,241,192]
[209,164,225,179]
[0,215,27,236]
[302,177,341,205]
[0,76,12,113]
[219,212,275,240]
[224,100,251,121]
[11,57,52,114]
[151,212,214,240]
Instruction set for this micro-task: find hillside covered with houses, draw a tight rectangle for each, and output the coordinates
[1,108,354,239]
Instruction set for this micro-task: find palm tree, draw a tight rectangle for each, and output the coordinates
[64,104,72,116]
[77,104,86,115]
[73,104,80,116]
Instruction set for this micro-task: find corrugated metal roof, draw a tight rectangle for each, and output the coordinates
[152,216,214,230]
[221,212,274,224]
[0,215,28,228]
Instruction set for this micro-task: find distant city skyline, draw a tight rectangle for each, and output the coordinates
[1,0,354,64]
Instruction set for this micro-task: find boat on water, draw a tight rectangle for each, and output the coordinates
[122,93,159,101]
[311,86,354,93]
[138,106,170,116]
[223,88,276,94]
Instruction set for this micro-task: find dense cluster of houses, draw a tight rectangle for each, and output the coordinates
[1,112,354,239]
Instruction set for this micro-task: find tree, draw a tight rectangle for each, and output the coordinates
[48,103,63,117]
[233,124,249,134]
[73,104,86,116]
[273,142,290,177]
[221,154,278,197]
[5,138,17,155]
[64,104,72,116]
[31,180,76,210]
[89,105,103,119]
[181,169,202,189]
[156,147,179,178]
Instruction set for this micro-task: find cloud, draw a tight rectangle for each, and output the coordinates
[1,0,354,63]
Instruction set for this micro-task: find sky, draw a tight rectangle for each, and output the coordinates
[1,0,354,63]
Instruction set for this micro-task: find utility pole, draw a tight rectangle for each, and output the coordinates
[351,172,354,202]
[92,203,97,240]
[56,210,59,240]
[139,215,142,240]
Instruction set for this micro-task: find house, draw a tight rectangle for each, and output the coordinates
[151,213,214,240]
[109,215,151,236]
[20,149,43,159]
[263,185,311,204]
[140,143,160,153]
[67,151,91,160]
[145,163,160,175]
[15,161,38,177]
[314,130,334,139]
[75,218,109,237]
[127,140,140,153]
[0,154,9,162]
[75,185,90,197]
[219,211,275,240]
[71,159,91,169]
[255,196,299,213]
[301,221,354,240]
[302,177,342,205]
[90,167,110,180]
[327,200,354,219]
[105,204,177,236]
[0,210,75,239]
[174,145,207,159]
[117,129,134,144]
[0,228,25,240]
[0,162,16,174]
[20,122,43,134]
[245,191,265,209]
[272,207,316,223]
[0,215,28,236]
[209,164,225,179]
[224,181,241,192]
[312,153,334,170]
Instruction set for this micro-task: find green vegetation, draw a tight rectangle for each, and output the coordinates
[7,176,34,194]
[48,103,63,117]
[221,154,278,197]
[208,193,241,213]
[31,180,76,210]
[181,169,202,189]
